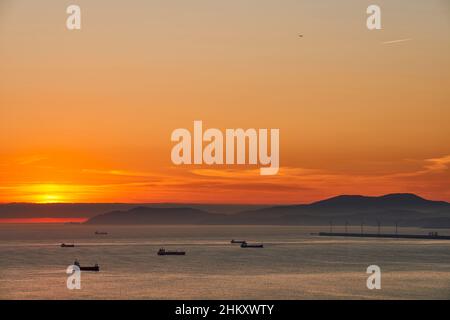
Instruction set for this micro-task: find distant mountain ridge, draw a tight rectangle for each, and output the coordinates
[311,193,448,210]
[0,203,266,219]
[87,207,218,225]
[85,193,450,228]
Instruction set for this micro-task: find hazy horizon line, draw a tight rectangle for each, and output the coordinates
[0,192,446,206]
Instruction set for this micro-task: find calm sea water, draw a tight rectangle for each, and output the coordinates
[0,224,449,299]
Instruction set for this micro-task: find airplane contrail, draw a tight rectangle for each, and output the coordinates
[382,38,412,45]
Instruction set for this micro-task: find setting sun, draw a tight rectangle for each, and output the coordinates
[38,194,62,204]
[17,184,70,203]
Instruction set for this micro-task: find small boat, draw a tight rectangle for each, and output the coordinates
[157,248,186,256]
[74,260,100,272]
[230,239,246,244]
[240,241,263,248]
[61,243,75,248]
[95,231,108,235]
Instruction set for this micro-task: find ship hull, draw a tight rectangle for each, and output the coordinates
[79,266,100,271]
[157,252,185,256]
[241,244,264,248]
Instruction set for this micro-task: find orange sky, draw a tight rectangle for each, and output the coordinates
[1,0,450,204]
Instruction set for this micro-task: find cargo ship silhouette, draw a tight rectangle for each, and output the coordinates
[157,248,186,256]
[240,241,264,248]
[74,260,100,272]
[60,243,75,248]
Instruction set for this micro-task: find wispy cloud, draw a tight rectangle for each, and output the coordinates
[2,154,450,204]
[189,167,320,179]
[424,155,450,172]
[384,155,450,178]
[17,155,48,165]
[82,168,162,178]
